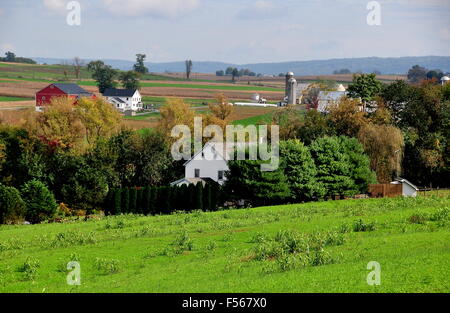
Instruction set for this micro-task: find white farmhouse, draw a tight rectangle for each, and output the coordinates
[171,142,230,187]
[390,178,419,197]
[103,88,143,112]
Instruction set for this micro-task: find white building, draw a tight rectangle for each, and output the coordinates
[103,88,143,112]
[317,91,348,113]
[390,178,419,197]
[171,142,229,187]
[170,141,262,187]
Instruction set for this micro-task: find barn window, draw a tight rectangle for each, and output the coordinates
[42,96,46,100]
[218,171,224,180]
[195,169,200,178]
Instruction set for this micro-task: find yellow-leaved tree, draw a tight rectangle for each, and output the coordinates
[157,98,196,139]
[75,97,122,145]
[24,96,85,152]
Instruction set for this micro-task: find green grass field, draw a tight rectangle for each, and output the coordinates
[0,197,448,293]
[0,96,34,102]
[233,112,275,126]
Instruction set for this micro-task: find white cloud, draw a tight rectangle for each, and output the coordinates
[237,1,285,19]
[0,43,15,53]
[102,0,201,18]
[440,28,450,41]
[42,0,67,14]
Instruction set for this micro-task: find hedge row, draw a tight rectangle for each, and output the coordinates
[104,183,221,216]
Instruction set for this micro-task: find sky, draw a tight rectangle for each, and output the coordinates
[0,0,449,64]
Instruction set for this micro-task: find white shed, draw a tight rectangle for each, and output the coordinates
[390,178,419,197]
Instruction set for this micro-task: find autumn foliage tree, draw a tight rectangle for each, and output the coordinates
[327,97,368,137]
[75,97,122,145]
[157,98,196,138]
[358,123,404,183]
[25,97,85,152]
[205,93,234,132]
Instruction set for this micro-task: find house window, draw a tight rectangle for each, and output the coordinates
[195,169,200,178]
[218,170,224,180]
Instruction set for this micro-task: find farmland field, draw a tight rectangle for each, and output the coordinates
[0,96,33,102]
[0,197,448,293]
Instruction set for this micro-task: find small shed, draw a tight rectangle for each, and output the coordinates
[390,178,419,197]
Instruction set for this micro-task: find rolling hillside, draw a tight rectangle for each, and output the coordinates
[32,56,450,75]
[0,197,448,293]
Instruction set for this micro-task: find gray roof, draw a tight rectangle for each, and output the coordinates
[393,177,419,191]
[103,88,137,97]
[53,83,92,96]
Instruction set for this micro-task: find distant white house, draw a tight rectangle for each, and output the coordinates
[103,88,143,112]
[170,141,262,187]
[390,178,419,197]
[171,142,230,187]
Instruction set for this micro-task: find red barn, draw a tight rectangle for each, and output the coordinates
[35,83,95,112]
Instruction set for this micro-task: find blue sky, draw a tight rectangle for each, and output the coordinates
[0,0,449,63]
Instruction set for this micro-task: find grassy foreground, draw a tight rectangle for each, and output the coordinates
[0,197,448,293]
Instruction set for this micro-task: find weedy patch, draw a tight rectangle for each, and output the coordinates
[251,230,340,273]
[0,239,24,252]
[47,231,97,248]
[94,258,120,274]
[19,257,40,281]
[205,240,218,251]
[408,208,449,227]
[408,213,428,224]
[353,219,376,232]
[161,231,194,256]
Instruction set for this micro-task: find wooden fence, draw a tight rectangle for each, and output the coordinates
[369,184,402,198]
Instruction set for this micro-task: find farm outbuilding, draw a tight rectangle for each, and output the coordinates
[390,178,419,197]
[35,83,95,112]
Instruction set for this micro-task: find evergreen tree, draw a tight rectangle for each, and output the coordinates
[0,184,25,224]
[114,188,122,215]
[149,187,157,215]
[203,183,212,211]
[188,184,196,211]
[310,137,357,197]
[280,140,325,201]
[136,188,143,214]
[142,187,151,215]
[21,180,57,224]
[130,188,137,213]
[122,188,130,213]
[194,183,203,211]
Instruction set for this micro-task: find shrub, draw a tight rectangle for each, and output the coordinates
[21,180,57,224]
[0,184,25,224]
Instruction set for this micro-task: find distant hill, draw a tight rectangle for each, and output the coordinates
[32,56,450,76]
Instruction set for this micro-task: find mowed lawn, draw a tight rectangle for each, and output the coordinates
[0,197,448,293]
